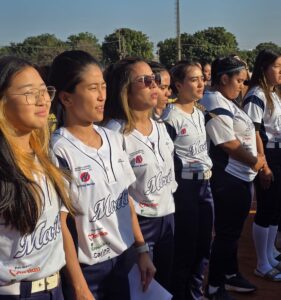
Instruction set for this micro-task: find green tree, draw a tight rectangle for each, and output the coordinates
[66,32,102,60]
[158,27,239,67]
[255,42,281,54]
[157,38,177,68]
[0,46,9,57]
[7,34,66,65]
[102,28,154,64]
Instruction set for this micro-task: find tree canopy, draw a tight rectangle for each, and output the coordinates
[102,28,154,64]
[0,27,280,70]
[158,27,239,68]
[66,32,102,60]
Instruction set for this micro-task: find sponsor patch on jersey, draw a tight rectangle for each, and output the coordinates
[135,155,143,164]
[181,128,187,135]
[88,230,108,241]
[139,201,159,208]
[75,166,95,187]
[92,247,111,259]
[75,165,92,172]
[80,171,91,183]
[9,266,41,277]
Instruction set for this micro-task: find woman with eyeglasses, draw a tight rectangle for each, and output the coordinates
[49,51,155,300]
[0,56,74,299]
[163,61,213,300]
[103,57,177,292]
[200,56,265,300]
[243,49,281,281]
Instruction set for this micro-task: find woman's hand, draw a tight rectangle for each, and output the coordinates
[137,252,156,292]
[73,285,95,300]
[251,153,266,172]
[259,165,274,189]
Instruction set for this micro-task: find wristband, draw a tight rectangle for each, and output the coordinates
[135,243,150,254]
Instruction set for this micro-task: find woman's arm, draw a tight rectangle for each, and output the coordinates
[219,139,265,172]
[255,131,274,189]
[60,212,95,300]
[128,196,156,291]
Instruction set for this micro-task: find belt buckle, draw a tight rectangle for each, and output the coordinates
[31,273,59,293]
[31,278,45,293]
[46,273,59,290]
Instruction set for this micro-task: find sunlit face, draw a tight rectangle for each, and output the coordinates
[156,70,171,110]
[4,67,51,134]
[220,69,247,100]
[203,64,211,81]
[128,62,158,110]
[265,56,281,87]
[63,64,106,124]
[176,66,205,102]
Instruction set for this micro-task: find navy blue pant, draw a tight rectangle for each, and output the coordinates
[255,149,281,227]
[61,247,135,300]
[138,213,174,292]
[208,168,252,287]
[171,177,214,300]
[0,283,64,300]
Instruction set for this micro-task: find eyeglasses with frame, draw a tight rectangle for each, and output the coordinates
[9,86,56,105]
[132,74,161,88]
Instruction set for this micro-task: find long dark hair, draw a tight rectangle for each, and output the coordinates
[48,50,101,128]
[0,56,74,235]
[249,49,281,112]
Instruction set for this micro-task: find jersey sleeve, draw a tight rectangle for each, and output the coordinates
[243,94,265,127]
[50,140,71,213]
[205,106,236,146]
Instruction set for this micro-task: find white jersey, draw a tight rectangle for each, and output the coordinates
[165,104,213,177]
[0,175,65,285]
[105,119,177,217]
[51,126,135,265]
[244,86,281,145]
[201,90,257,182]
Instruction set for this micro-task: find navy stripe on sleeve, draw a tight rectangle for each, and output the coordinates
[243,95,265,111]
[56,155,70,170]
[253,122,261,131]
[205,108,234,124]
[165,122,177,141]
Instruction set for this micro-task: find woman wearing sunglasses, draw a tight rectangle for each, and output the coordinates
[201,56,265,300]
[0,56,74,299]
[49,51,155,300]
[103,57,177,292]
[243,49,281,281]
[163,61,214,300]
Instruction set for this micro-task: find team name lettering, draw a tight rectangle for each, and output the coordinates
[14,215,61,259]
[144,169,172,195]
[90,190,129,223]
[186,141,208,156]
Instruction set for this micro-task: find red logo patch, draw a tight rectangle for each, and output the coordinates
[80,172,90,182]
[181,128,186,135]
[135,155,143,164]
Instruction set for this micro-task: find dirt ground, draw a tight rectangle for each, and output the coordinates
[229,212,281,300]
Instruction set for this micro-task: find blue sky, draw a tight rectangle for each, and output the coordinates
[0,0,280,51]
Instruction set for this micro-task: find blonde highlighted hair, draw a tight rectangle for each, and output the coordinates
[104,57,152,134]
[0,56,75,235]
